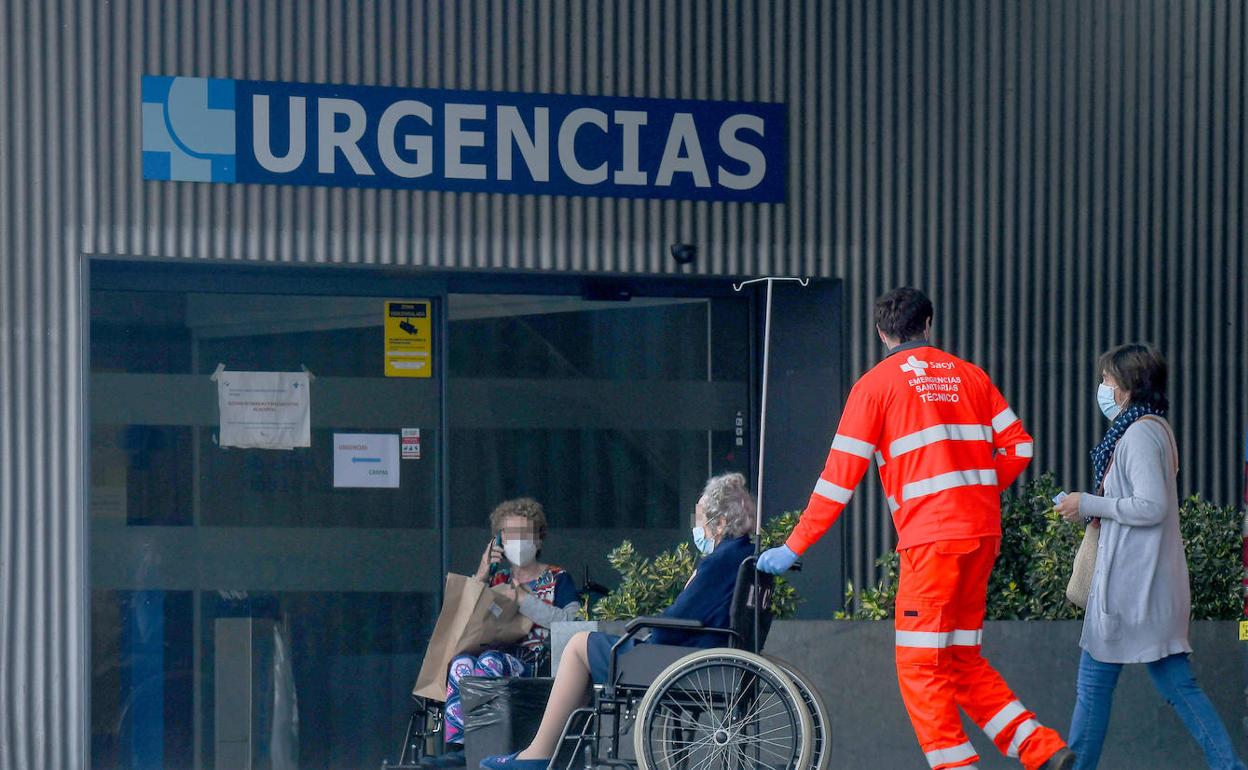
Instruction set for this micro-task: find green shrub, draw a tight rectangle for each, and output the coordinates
[987,474,1083,620]
[591,540,697,622]
[1180,495,1244,620]
[837,474,1245,621]
[833,551,899,620]
[593,514,803,621]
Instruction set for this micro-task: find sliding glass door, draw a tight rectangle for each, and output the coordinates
[90,274,444,770]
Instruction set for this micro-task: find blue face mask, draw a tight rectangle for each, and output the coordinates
[691,516,721,555]
[1097,383,1121,421]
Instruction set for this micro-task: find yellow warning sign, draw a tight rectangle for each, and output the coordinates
[384,300,432,378]
[1240,620,1248,642]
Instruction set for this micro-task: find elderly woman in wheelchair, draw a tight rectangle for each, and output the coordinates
[480,472,821,770]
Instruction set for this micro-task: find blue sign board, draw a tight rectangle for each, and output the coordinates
[142,76,786,203]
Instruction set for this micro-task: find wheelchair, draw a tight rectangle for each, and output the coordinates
[549,556,830,770]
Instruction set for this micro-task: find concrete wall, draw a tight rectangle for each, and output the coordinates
[766,620,1247,769]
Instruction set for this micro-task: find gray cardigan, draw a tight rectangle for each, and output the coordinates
[1077,417,1191,664]
[518,593,581,628]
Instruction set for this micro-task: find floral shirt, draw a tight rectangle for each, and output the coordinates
[490,564,578,655]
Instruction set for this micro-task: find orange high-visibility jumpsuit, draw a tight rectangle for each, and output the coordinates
[786,342,1068,770]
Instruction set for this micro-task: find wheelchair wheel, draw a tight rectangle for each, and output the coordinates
[633,648,814,770]
[764,655,831,770]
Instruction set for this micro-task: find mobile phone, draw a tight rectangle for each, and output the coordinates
[487,533,504,579]
[1053,491,1091,524]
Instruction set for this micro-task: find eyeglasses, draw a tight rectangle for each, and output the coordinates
[689,511,723,529]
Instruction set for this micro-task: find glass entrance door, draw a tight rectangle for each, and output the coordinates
[89,280,444,770]
[88,265,759,770]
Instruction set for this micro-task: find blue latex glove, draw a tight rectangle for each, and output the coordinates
[757,545,800,574]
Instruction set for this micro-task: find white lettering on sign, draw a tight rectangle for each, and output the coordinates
[318,98,374,175]
[718,114,766,190]
[147,75,786,201]
[249,94,775,193]
[656,113,711,188]
[378,100,434,178]
[445,103,488,180]
[613,110,648,185]
[559,108,610,185]
[252,95,306,173]
[497,106,550,182]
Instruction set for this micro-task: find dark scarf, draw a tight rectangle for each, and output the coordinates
[1091,402,1167,491]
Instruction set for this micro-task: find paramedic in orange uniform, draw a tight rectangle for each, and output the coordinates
[758,288,1075,770]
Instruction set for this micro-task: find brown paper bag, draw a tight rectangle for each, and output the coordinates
[411,573,534,701]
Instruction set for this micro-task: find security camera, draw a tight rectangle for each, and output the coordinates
[670,243,697,265]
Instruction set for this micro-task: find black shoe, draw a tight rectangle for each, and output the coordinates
[1041,747,1076,770]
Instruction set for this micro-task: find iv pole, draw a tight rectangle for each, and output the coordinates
[733,276,810,652]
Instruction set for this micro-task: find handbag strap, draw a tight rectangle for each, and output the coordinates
[1137,415,1180,475]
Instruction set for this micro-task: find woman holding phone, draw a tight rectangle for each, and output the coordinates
[433,498,579,768]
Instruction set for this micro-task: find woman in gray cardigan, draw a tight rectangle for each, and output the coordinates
[1055,344,1244,770]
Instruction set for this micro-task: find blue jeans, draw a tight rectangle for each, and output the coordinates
[1070,650,1246,770]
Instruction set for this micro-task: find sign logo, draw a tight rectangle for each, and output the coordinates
[142,77,237,182]
[141,75,785,203]
[900,355,930,378]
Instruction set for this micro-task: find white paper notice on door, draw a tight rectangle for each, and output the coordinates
[333,433,400,488]
[215,369,312,449]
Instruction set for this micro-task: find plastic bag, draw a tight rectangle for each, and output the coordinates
[461,677,554,770]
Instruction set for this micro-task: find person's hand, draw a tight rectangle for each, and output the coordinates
[1056,492,1084,523]
[475,537,504,581]
[757,545,800,574]
[494,581,519,602]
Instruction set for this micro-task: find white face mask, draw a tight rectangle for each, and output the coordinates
[1097,383,1122,421]
[504,539,538,568]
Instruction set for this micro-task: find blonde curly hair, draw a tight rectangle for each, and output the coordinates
[489,497,547,538]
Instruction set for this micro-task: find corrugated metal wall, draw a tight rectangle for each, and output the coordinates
[2,1,1245,766]
[1,1,87,768]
